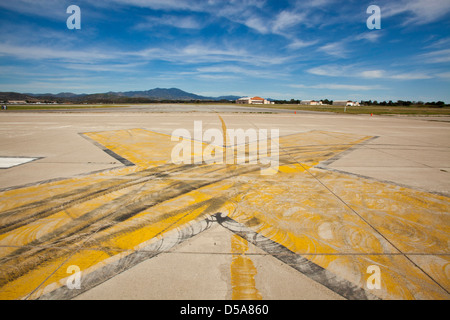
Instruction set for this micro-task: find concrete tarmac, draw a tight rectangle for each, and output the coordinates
[0,107,449,300]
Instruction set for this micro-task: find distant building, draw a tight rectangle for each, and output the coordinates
[7,100,27,104]
[300,100,323,106]
[236,97,274,105]
[333,100,360,107]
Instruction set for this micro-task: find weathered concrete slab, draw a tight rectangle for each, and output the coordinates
[0,109,448,300]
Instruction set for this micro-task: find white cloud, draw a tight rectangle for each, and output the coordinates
[307,64,434,80]
[287,39,318,49]
[196,65,285,79]
[112,0,319,44]
[272,10,306,34]
[291,83,382,91]
[307,65,348,77]
[136,15,204,30]
[354,32,383,43]
[64,62,148,73]
[435,72,450,79]
[129,43,292,66]
[108,0,196,11]
[196,74,238,80]
[317,31,383,58]
[0,43,112,62]
[94,0,272,36]
[300,0,336,8]
[0,0,65,20]
[383,0,450,25]
[360,70,385,78]
[244,17,270,34]
[425,37,450,49]
[419,49,450,64]
[318,42,349,58]
[390,73,433,80]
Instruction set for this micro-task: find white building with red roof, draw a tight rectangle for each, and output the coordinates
[236,96,274,105]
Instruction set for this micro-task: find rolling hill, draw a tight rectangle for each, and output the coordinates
[1,88,242,103]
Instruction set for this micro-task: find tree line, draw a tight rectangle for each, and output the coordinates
[360,100,447,107]
[273,99,448,107]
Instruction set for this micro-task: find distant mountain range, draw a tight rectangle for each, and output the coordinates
[0,88,243,103]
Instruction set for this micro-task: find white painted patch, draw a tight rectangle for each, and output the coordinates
[318,222,334,240]
[0,157,38,169]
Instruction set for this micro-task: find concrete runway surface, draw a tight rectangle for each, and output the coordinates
[0,107,449,300]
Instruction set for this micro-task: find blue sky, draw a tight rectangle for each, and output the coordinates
[0,0,449,102]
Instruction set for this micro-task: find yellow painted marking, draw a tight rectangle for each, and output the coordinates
[227,170,450,299]
[230,234,262,300]
[0,124,448,300]
[91,180,236,251]
[218,115,228,147]
[84,129,177,168]
[0,182,146,258]
[0,180,239,300]
[0,166,138,213]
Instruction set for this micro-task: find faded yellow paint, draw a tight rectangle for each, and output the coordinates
[0,182,146,258]
[94,181,236,251]
[219,115,228,147]
[230,234,262,300]
[0,166,138,213]
[84,128,206,168]
[84,129,175,168]
[0,248,111,300]
[227,169,450,299]
[25,249,113,300]
[277,162,317,173]
[0,123,448,300]
[0,186,235,300]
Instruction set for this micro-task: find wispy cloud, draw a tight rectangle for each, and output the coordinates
[0,0,65,20]
[390,72,433,80]
[307,64,434,80]
[135,15,205,30]
[436,72,450,79]
[64,62,149,73]
[108,0,272,35]
[195,65,286,79]
[243,16,270,34]
[286,39,319,49]
[426,37,450,49]
[0,35,291,70]
[317,31,384,58]
[318,42,349,58]
[196,74,238,81]
[129,43,293,66]
[419,49,450,64]
[0,43,113,63]
[360,70,386,79]
[291,83,383,91]
[272,10,306,35]
[354,32,383,43]
[107,0,198,11]
[382,0,450,25]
